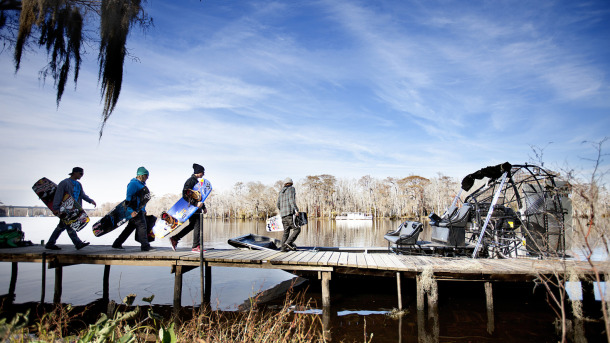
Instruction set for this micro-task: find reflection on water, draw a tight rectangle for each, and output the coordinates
[205,218,402,249]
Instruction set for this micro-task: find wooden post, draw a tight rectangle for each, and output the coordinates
[322,303,332,341]
[174,265,183,316]
[485,282,495,334]
[417,306,426,340]
[319,271,331,308]
[319,271,332,341]
[204,263,212,305]
[582,280,595,307]
[416,274,425,312]
[396,271,402,310]
[103,265,111,303]
[41,253,46,303]
[53,265,63,304]
[8,262,18,304]
[398,314,403,343]
[427,278,438,320]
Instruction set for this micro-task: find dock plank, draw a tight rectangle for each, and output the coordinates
[269,251,299,264]
[316,251,333,266]
[298,251,321,265]
[346,253,358,268]
[370,253,388,270]
[327,252,341,266]
[354,253,367,269]
[286,251,311,265]
[337,252,349,266]
[363,253,378,269]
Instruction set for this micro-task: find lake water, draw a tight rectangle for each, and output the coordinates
[1,217,607,342]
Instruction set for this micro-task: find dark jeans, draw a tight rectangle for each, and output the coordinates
[47,220,83,246]
[172,209,202,248]
[281,215,300,247]
[113,212,149,249]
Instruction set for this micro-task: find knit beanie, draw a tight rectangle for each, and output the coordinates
[193,163,205,174]
[137,166,149,176]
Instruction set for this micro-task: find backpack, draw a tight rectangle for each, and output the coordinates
[0,222,26,248]
[295,212,308,227]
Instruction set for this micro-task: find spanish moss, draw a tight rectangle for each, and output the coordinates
[5,0,151,139]
[98,0,145,139]
[14,0,83,105]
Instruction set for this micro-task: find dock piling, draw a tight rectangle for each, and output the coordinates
[204,263,212,305]
[416,274,424,312]
[174,265,183,316]
[427,278,438,319]
[8,262,18,304]
[53,264,62,304]
[319,271,331,308]
[485,281,494,334]
[103,265,111,303]
[41,252,46,303]
[396,271,402,310]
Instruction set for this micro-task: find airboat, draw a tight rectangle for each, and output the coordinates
[335,212,373,220]
[385,162,570,259]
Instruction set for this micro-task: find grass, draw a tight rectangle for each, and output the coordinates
[0,289,340,343]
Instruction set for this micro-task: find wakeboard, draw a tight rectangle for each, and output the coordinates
[153,178,212,238]
[266,215,284,232]
[92,186,151,237]
[32,177,90,231]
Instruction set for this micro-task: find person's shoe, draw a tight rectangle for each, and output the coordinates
[76,242,90,250]
[170,237,178,251]
[288,243,298,251]
[192,246,206,253]
[280,244,290,252]
[45,244,61,250]
[141,245,153,252]
[112,244,124,249]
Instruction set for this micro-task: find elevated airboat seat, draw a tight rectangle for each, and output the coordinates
[430,203,472,247]
[384,221,423,252]
[438,203,472,228]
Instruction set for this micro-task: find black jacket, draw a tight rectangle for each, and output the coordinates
[183,175,206,211]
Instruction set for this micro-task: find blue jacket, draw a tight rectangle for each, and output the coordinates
[125,178,149,215]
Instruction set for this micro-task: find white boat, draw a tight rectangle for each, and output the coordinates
[335,212,373,220]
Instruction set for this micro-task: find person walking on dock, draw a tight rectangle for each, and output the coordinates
[277,177,300,252]
[170,163,207,252]
[112,167,153,251]
[45,167,96,250]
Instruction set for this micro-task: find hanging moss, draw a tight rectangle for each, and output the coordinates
[8,0,151,139]
[98,0,146,139]
[14,1,83,106]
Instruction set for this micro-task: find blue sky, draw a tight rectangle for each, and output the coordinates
[1,0,609,206]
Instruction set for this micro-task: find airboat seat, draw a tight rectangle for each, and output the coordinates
[438,203,472,228]
[429,204,472,247]
[384,221,423,252]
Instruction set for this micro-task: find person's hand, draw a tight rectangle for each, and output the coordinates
[203,207,208,214]
[131,211,138,218]
[197,202,203,208]
[91,200,97,207]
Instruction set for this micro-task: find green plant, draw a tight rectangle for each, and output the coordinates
[0,310,29,341]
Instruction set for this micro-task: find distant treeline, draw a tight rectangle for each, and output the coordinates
[91,174,460,220]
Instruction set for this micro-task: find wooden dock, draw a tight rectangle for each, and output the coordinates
[1,244,607,313]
